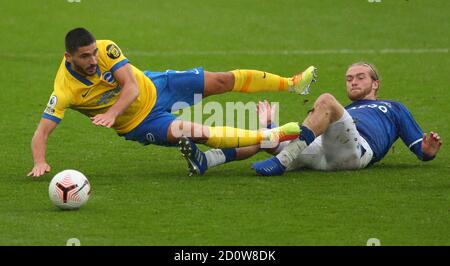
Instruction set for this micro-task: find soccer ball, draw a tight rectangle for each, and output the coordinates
[48,169,91,210]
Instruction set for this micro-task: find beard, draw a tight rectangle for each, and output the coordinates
[347,87,373,101]
[73,62,97,76]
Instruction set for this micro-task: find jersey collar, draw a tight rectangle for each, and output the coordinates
[65,61,101,86]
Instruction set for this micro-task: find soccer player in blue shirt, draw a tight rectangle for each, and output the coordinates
[181,62,442,176]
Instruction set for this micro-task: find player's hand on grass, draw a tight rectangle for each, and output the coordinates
[90,112,116,128]
[422,131,442,157]
[257,100,278,128]
[27,162,51,178]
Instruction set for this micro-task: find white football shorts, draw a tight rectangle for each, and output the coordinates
[286,110,373,171]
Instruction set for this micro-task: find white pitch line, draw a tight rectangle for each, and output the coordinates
[127,48,449,57]
[1,48,447,59]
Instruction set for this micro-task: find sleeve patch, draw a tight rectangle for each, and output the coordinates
[48,95,58,108]
[106,44,121,59]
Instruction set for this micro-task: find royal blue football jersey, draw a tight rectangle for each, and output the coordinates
[345,99,426,163]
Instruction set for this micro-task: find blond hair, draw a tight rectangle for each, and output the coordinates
[349,61,380,81]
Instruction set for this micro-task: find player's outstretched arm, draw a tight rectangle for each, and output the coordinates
[90,64,138,128]
[421,131,442,159]
[27,118,58,178]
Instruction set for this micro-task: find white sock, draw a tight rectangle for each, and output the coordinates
[275,139,307,167]
[204,149,227,168]
[272,141,290,155]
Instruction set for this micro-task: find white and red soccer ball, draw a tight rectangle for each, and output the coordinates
[48,169,91,210]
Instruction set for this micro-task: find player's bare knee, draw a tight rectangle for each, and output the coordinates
[216,72,234,92]
[205,72,234,95]
[314,93,336,109]
[316,93,337,104]
[318,93,341,108]
[314,93,343,120]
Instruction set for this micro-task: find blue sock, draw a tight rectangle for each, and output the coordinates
[299,125,316,145]
[221,148,237,163]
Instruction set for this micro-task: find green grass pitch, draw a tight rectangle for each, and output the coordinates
[0,0,449,245]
